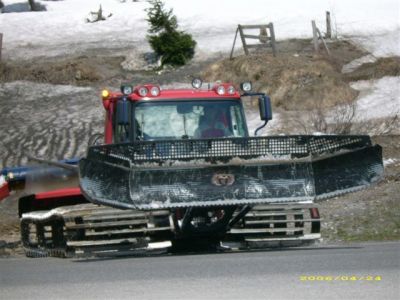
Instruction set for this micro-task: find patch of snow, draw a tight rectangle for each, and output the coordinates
[351,76,400,121]
[341,54,377,74]
[0,0,399,60]
[347,29,400,57]
[0,81,93,101]
[383,158,398,166]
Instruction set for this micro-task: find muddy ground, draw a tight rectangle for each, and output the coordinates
[0,38,399,256]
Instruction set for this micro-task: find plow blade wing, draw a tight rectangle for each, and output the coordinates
[79,136,383,210]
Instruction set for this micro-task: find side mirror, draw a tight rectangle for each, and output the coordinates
[259,95,272,121]
[116,98,129,125]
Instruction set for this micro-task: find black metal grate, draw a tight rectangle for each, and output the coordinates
[86,135,372,166]
[79,135,383,210]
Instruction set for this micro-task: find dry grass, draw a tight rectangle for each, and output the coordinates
[202,52,358,111]
[0,55,125,86]
[0,60,101,85]
[202,40,399,135]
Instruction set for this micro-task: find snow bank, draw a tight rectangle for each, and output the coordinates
[383,158,399,166]
[0,0,399,60]
[351,76,400,121]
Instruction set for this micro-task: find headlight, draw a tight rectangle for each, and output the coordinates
[216,85,225,95]
[240,82,252,92]
[150,86,160,96]
[227,85,235,95]
[192,78,203,89]
[121,85,133,95]
[138,87,148,97]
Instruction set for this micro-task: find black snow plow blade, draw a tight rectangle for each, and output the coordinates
[79,136,383,210]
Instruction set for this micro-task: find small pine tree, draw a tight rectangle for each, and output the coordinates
[146,0,196,67]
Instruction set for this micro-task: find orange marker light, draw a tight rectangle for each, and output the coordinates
[102,89,110,100]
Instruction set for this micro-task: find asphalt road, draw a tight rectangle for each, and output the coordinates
[0,242,399,300]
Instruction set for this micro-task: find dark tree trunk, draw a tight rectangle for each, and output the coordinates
[28,0,36,11]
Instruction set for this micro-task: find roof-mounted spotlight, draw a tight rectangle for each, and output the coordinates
[120,84,133,95]
[216,85,226,95]
[192,78,203,89]
[138,86,149,97]
[150,86,160,96]
[227,85,235,95]
[240,82,252,92]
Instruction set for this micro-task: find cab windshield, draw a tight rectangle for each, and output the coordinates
[133,100,247,140]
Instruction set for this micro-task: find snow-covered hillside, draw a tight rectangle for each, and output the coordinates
[0,0,399,59]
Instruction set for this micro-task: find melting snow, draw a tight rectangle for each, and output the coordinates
[383,158,398,166]
[0,0,399,60]
[351,76,400,121]
[341,54,377,74]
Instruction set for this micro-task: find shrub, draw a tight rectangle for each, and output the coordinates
[146,0,196,67]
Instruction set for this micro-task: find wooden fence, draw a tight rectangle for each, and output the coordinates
[311,13,331,56]
[311,20,331,56]
[230,23,277,59]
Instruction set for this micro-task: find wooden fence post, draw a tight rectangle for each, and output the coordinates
[0,33,3,61]
[230,27,239,60]
[238,25,249,55]
[311,20,331,56]
[269,22,277,57]
[326,11,332,39]
[311,20,318,52]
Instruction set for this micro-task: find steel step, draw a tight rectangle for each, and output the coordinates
[83,226,172,237]
[67,237,145,247]
[82,211,167,221]
[243,211,305,218]
[65,219,148,230]
[73,241,172,258]
[245,234,321,242]
[244,219,320,225]
[251,204,317,210]
[229,227,305,234]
